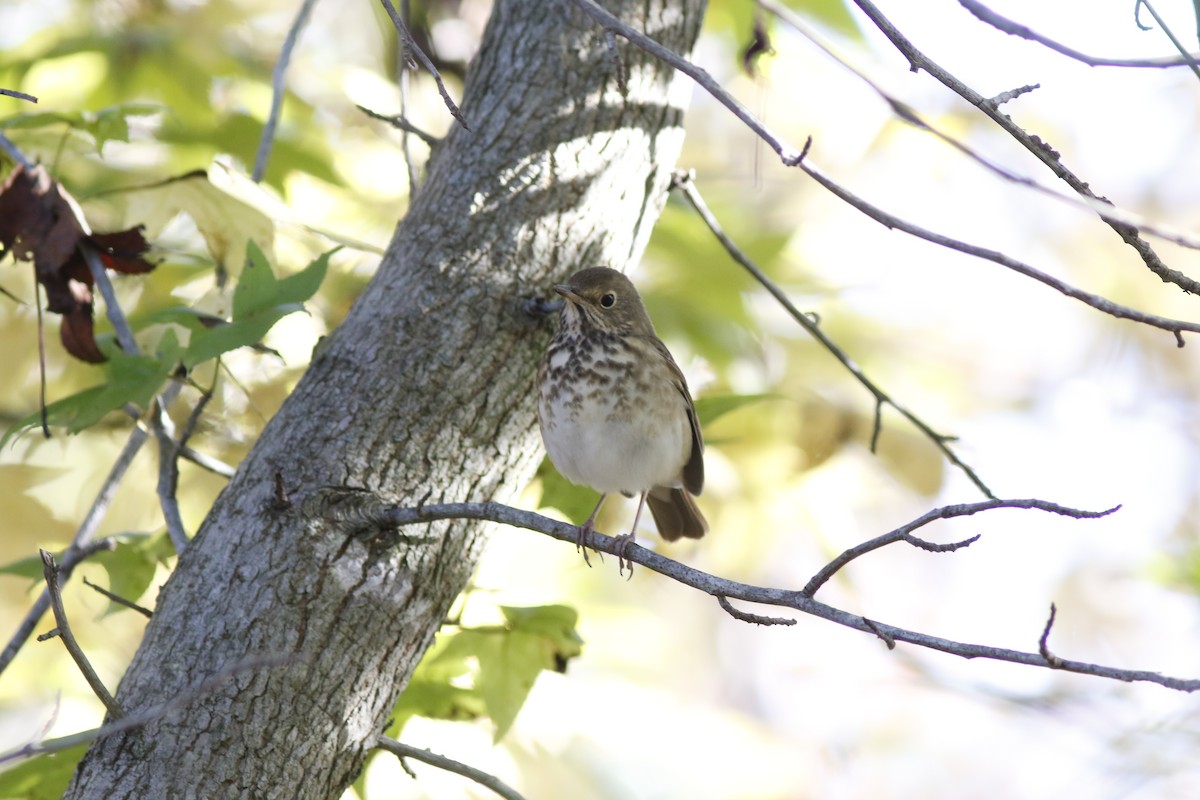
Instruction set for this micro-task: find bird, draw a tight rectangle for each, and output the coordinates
[537,266,706,573]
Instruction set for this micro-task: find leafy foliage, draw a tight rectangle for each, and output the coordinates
[388,605,583,742]
[0,744,89,800]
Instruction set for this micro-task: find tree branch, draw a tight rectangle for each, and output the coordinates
[794,156,1200,346]
[377,0,468,129]
[80,243,139,355]
[671,170,997,498]
[1134,0,1200,82]
[376,736,527,800]
[252,0,319,183]
[850,0,1200,293]
[83,577,154,618]
[801,498,1119,597]
[566,0,807,163]
[960,0,1200,68]
[39,550,124,718]
[0,654,293,767]
[0,380,184,677]
[0,88,38,103]
[301,493,1200,693]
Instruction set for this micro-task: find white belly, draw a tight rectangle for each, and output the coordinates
[539,347,690,494]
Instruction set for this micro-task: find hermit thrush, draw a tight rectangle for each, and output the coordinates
[538,266,707,571]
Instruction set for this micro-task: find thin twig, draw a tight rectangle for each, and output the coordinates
[1135,0,1200,83]
[302,493,1200,693]
[850,0,1200,293]
[567,0,807,163]
[397,0,422,195]
[377,0,469,129]
[151,395,190,554]
[717,595,795,626]
[796,157,1200,346]
[0,653,293,766]
[376,736,527,800]
[960,0,1200,68]
[0,132,34,168]
[671,171,997,498]
[356,105,439,147]
[801,499,1120,597]
[33,263,49,437]
[0,88,38,102]
[759,0,1083,211]
[82,577,153,618]
[1039,603,1065,667]
[0,381,184,677]
[39,550,124,718]
[253,0,320,183]
[81,243,139,355]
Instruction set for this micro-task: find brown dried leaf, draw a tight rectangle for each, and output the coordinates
[0,164,155,363]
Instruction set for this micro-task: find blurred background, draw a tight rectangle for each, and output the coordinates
[1,1,1199,798]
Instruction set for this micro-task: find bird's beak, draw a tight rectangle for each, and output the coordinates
[554,284,580,303]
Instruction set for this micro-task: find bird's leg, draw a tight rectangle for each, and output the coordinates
[614,491,647,578]
[576,493,607,567]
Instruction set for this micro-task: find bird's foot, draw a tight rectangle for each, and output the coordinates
[613,532,636,579]
[575,521,603,567]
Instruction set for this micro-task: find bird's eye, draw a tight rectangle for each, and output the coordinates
[600,293,616,308]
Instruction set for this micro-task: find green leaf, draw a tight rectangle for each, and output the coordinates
[693,393,777,426]
[1,330,183,447]
[80,170,275,273]
[0,550,58,583]
[385,631,487,737]
[181,245,330,368]
[476,631,541,742]
[0,533,171,611]
[0,103,161,149]
[0,744,89,800]
[92,531,173,615]
[385,605,582,742]
[786,0,862,39]
[481,606,583,741]
[534,457,600,525]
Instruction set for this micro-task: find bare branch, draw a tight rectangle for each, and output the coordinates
[376,736,527,800]
[0,132,34,168]
[849,0,1200,293]
[39,550,124,718]
[0,88,38,102]
[717,595,795,627]
[151,398,190,554]
[83,577,153,618]
[1134,0,1200,82]
[396,1,422,197]
[0,380,184,677]
[303,493,1200,693]
[377,0,468,129]
[0,654,293,766]
[566,0,807,163]
[671,170,998,498]
[1039,603,1065,668]
[960,0,1200,68]
[80,243,139,355]
[356,104,439,148]
[800,156,1200,344]
[801,499,1120,597]
[253,0,320,183]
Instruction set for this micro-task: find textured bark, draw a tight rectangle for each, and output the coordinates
[64,1,705,797]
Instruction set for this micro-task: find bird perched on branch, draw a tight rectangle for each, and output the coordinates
[538,266,706,572]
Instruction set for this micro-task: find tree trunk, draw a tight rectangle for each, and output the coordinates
[65,0,705,797]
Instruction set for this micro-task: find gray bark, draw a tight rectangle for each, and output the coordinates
[65,0,705,797]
